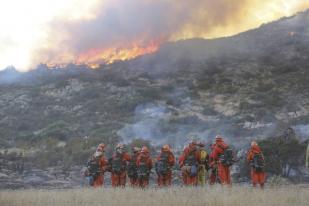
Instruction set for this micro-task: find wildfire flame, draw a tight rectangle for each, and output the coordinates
[76,40,161,67]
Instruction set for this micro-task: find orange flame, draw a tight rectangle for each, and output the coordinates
[76,40,161,67]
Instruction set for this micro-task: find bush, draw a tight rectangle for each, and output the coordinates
[267,175,291,187]
[258,128,307,179]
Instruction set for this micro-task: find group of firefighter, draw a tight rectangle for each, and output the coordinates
[84,135,266,188]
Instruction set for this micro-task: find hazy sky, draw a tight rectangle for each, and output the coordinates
[0,0,308,71]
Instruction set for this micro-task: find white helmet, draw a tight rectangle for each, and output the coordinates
[94,151,103,158]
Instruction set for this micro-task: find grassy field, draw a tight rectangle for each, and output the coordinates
[1,186,308,206]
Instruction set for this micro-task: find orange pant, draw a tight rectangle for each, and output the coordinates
[181,167,197,186]
[129,177,139,187]
[111,172,126,187]
[218,163,231,185]
[93,175,104,187]
[157,171,172,187]
[251,169,266,188]
[209,169,217,185]
[138,178,149,188]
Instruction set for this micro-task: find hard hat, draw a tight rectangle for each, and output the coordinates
[215,135,223,141]
[96,147,103,152]
[251,141,258,147]
[97,143,105,151]
[189,140,197,149]
[133,147,141,153]
[189,140,197,146]
[197,141,205,147]
[116,143,124,149]
[94,151,103,158]
[141,146,149,153]
[162,144,170,151]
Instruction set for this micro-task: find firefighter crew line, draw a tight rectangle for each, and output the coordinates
[85,135,266,188]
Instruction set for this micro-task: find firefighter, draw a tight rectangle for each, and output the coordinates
[86,143,107,187]
[109,144,131,187]
[210,136,233,185]
[155,144,175,187]
[247,141,266,188]
[208,143,218,185]
[197,142,209,186]
[127,147,141,187]
[136,146,152,188]
[179,141,201,186]
[306,143,309,169]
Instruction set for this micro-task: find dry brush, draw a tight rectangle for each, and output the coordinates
[1,186,309,206]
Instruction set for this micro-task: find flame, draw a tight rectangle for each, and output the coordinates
[88,63,100,69]
[76,40,160,66]
[2,0,309,71]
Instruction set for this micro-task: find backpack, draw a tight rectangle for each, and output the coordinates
[87,176,94,186]
[137,157,150,179]
[252,153,265,172]
[112,155,125,174]
[184,150,198,166]
[127,156,138,178]
[219,145,235,166]
[200,149,209,170]
[190,165,198,177]
[87,157,100,178]
[200,150,208,164]
[155,152,170,176]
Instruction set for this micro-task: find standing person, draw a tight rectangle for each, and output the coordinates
[155,144,175,187]
[197,142,209,186]
[109,144,131,187]
[179,141,201,186]
[210,136,233,185]
[136,146,153,188]
[127,147,141,187]
[208,143,218,185]
[86,143,107,187]
[247,141,266,189]
[306,143,309,169]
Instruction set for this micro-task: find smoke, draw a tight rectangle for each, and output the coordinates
[117,87,248,150]
[28,0,309,68]
[117,103,171,144]
[293,124,309,139]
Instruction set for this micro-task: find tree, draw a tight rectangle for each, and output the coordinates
[258,128,307,180]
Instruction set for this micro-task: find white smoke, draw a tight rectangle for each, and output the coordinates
[117,102,171,144]
[293,124,309,139]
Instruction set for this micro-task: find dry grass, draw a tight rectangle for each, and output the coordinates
[1,186,308,206]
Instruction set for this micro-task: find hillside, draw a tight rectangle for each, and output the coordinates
[0,9,308,176]
[1,11,309,145]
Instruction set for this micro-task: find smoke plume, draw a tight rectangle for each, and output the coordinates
[1,0,309,70]
[30,0,309,68]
